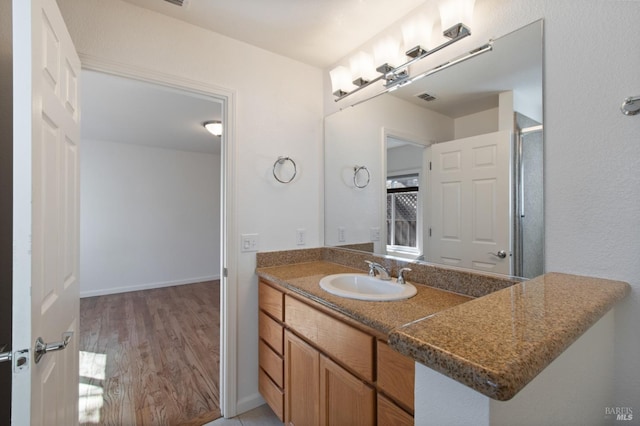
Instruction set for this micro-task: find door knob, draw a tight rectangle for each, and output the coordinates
[489,250,507,259]
[34,331,73,364]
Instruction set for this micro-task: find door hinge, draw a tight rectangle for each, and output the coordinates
[429,161,432,171]
[223,267,228,278]
[429,227,432,237]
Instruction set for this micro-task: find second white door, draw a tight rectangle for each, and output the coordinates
[429,130,512,275]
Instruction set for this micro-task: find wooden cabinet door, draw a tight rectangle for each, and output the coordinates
[320,355,375,426]
[377,394,414,426]
[285,330,320,426]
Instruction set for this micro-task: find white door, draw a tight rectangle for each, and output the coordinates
[429,130,512,275]
[12,0,81,424]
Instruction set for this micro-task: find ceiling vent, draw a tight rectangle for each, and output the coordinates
[164,0,187,6]
[416,92,437,102]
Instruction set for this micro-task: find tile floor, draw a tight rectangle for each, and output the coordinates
[205,404,282,426]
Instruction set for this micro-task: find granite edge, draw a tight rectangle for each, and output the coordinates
[388,273,631,401]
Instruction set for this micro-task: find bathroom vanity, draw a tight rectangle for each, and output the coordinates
[256,247,630,425]
[258,278,418,424]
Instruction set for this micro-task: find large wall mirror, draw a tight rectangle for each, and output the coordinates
[324,20,543,279]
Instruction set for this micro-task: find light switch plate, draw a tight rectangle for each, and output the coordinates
[296,229,306,245]
[338,227,346,242]
[241,233,259,252]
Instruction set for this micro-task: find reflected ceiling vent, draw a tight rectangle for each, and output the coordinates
[163,0,190,7]
[416,92,437,102]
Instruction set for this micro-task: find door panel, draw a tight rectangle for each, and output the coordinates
[430,130,512,275]
[12,0,81,424]
[284,331,320,426]
[319,354,375,426]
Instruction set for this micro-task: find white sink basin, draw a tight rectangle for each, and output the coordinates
[319,273,417,301]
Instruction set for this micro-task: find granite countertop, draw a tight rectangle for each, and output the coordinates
[388,272,630,401]
[257,261,472,334]
[256,254,630,401]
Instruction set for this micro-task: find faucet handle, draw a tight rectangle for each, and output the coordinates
[397,268,412,284]
[364,260,375,276]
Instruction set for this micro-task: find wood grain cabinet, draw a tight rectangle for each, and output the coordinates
[258,279,415,425]
[258,281,285,421]
[319,354,375,426]
[284,330,320,425]
[377,341,415,414]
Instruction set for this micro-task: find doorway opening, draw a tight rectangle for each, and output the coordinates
[384,134,428,261]
[78,69,228,424]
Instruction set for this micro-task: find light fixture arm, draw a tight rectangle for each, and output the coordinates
[334,23,471,102]
[347,41,493,109]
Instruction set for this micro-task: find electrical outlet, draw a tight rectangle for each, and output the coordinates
[296,229,306,245]
[240,233,259,252]
[338,227,346,242]
[370,227,380,241]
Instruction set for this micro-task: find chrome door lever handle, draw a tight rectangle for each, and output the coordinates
[0,344,11,364]
[34,331,73,364]
[489,250,507,259]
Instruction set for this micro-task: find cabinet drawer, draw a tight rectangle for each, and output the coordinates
[377,341,415,413]
[259,339,283,388]
[259,281,284,321]
[377,394,414,426]
[259,311,283,355]
[259,367,284,422]
[285,295,374,382]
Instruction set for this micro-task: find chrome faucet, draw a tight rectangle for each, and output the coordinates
[364,260,391,281]
[397,268,412,285]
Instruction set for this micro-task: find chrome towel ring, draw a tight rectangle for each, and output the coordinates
[353,165,370,188]
[273,156,297,184]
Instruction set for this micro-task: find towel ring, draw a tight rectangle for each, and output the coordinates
[353,165,370,189]
[273,156,297,184]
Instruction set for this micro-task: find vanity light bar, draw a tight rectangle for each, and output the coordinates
[346,41,493,109]
[334,23,471,102]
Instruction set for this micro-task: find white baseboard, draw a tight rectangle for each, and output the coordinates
[235,393,266,417]
[79,275,220,298]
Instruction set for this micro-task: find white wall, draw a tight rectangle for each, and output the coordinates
[387,144,425,175]
[56,0,323,412]
[454,107,499,139]
[80,139,220,297]
[326,0,640,422]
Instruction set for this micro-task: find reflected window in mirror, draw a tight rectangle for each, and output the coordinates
[386,174,421,258]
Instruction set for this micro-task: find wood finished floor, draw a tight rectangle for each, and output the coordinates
[79,281,221,426]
